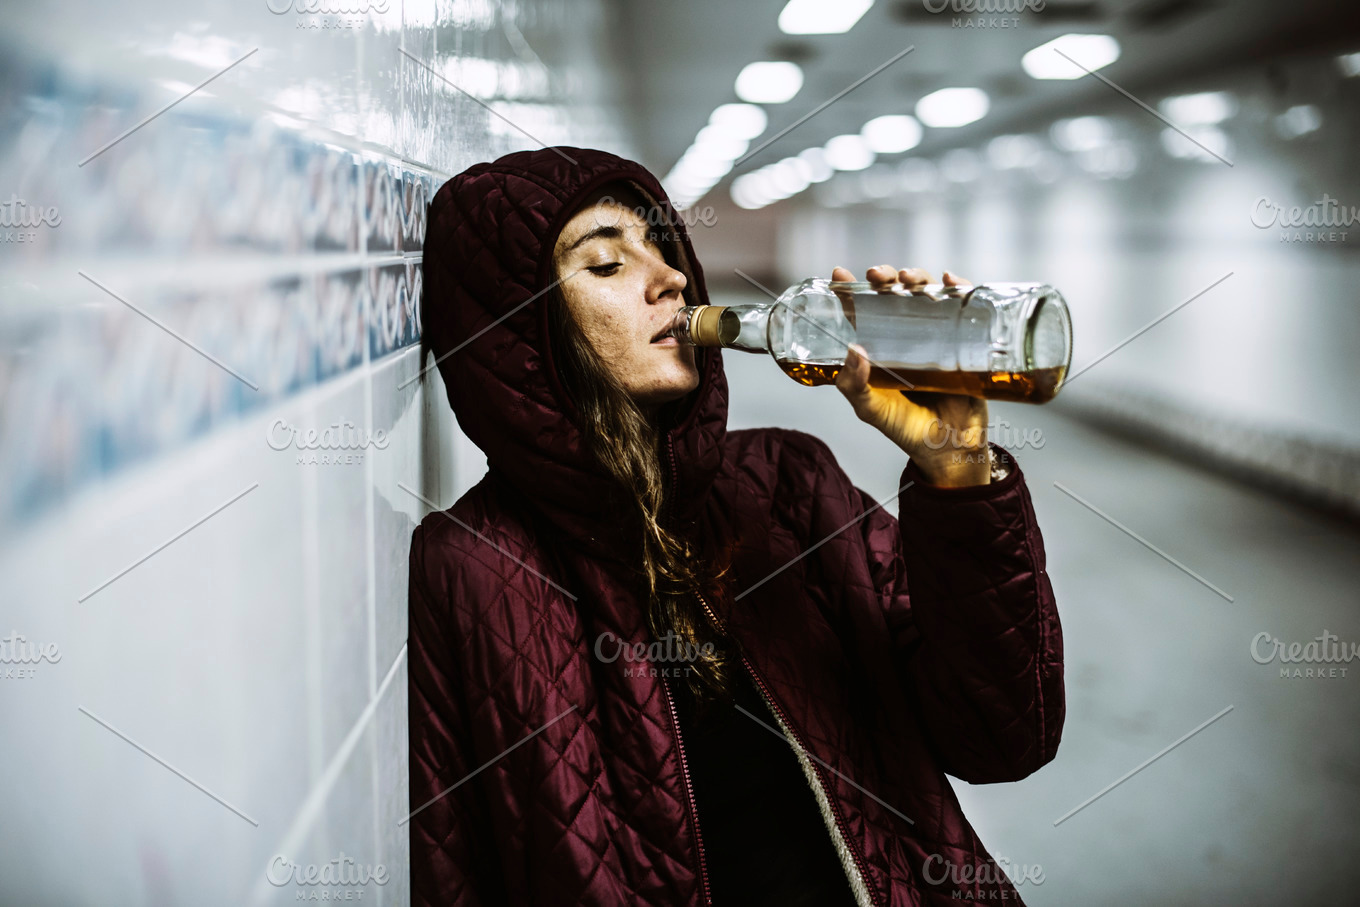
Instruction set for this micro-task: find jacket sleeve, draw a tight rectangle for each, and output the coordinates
[408,521,508,906]
[857,442,1065,784]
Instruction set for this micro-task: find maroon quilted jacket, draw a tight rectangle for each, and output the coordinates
[411,146,1065,906]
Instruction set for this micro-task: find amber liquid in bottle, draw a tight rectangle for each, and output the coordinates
[777,360,1067,404]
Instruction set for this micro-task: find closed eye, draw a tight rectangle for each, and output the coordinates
[586,263,621,276]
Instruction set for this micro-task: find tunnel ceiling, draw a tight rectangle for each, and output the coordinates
[614,0,1359,180]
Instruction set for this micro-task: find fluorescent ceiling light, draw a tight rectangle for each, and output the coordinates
[1274,104,1322,140]
[769,159,811,195]
[1075,142,1138,179]
[735,62,804,104]
[798,147,834,182]
[778,0,873,34]
[1159,125,1232,163]
[1158,91,1237,126]
[823,134,875,170]
[1337,51,1360,78]
[986,134,1043,170]
[861,114,923,154]
[753,166,794,201]
[662,175,709,203]
[708,103,768,139]
[1021,34,1121,80]
[693,125,749,161]
[678,150,732,181]
[731,174,771,210]
[914,88,989,128]
[744,171,772,195]
[666,164,714,188]
[663,182,711,206]
[1049,116,1114,153]
[784,156,815,183]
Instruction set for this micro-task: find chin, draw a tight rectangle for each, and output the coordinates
[634,372,700,408]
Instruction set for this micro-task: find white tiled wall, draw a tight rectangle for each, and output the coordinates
[0,2,632,904]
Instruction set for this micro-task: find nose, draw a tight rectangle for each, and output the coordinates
[647,256,687,306]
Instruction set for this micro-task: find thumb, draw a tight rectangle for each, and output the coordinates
[835,343,872,400]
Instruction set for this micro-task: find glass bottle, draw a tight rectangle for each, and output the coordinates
[665,278,1073,404]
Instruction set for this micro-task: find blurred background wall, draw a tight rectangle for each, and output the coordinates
[626,0,1360,517]
[2,0,1359,905]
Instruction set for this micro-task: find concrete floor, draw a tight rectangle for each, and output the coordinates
[715,288,1360,906]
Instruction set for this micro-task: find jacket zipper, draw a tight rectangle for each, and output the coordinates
[662,431,712,907]
[660,667,712,907]
[667,430,879,905]
[666,429,681,507]
[693,589,882,907]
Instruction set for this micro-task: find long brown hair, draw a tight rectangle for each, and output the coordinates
[546,181,742,709]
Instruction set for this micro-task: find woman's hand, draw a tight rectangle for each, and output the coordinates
[831,265,991,487]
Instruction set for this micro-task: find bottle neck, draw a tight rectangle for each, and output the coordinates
[722,304,772,353]
[673,303,772,352]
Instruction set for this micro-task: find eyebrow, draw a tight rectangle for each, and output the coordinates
[561,221,666,257]
[562,224,623,255]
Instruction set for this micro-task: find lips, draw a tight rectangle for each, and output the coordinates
[651,314,679,343]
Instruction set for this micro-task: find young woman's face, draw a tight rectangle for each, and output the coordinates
[552,190,701,411]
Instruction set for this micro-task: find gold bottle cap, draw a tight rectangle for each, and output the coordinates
[689,305,727,347]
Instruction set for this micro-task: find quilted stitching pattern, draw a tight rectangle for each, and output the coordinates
[412,147,1064,906]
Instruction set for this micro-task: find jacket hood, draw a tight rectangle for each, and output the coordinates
[421,146,729,562]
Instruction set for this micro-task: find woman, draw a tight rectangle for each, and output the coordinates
[411,146,1064,906]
